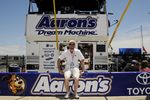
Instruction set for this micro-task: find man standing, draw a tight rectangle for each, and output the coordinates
[57,40,85,99]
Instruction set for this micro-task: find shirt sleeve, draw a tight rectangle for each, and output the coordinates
[78,50,84,60]
[59,50,67,60]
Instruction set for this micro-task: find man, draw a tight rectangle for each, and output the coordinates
[57,40,85,99]
[123,60,140,72]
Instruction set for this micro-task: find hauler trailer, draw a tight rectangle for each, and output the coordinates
[25,0,109,72]
[2,0,146,97]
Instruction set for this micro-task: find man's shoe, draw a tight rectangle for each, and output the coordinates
[64,93,69,99]
[74,94,79,99]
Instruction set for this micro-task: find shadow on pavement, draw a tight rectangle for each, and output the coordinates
[146,95,150,100]
[56,95,77,100]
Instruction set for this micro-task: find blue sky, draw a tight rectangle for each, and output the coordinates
[107,0,150,53]
[0,0,150,55]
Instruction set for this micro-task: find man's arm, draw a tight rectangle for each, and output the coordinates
[57,50,67,73]
[77,49,85,72]
[57,58,63,73]
[80,59,85,72]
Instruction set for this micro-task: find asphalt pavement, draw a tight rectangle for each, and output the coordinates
[0,96,147,100]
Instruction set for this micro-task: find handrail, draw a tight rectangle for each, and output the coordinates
[53,0,59,50]
[108,0,132,47]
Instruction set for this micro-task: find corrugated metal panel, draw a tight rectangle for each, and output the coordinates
[94,56,108,64]
[26,56,39,63]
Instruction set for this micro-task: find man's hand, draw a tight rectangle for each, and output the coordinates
[80,59,85,74]
[59,70,64,74]
[80,70,84,76]
[57,58,63,74]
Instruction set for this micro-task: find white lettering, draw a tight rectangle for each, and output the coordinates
[132,88,139,95]
[78,81,86,93]
[85,81,98,92]
[32,75,112,95]
[34,76,50,93]
[98,78,109,93]
[139,88,145,94]
[127,87,150,95]
[145,87,150,94]
[50,81,64,92]
[127,88,132,95]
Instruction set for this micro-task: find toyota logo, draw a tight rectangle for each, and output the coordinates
[136,72,150,85]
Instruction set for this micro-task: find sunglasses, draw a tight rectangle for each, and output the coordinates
[69,43,75,45]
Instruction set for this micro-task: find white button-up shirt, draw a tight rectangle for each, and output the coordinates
[59,48,84,70]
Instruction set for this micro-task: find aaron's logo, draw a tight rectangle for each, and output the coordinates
[31,74,112,95]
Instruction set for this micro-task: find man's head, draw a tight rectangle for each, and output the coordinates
[68,40,76,51]
[131,60,140,69]
[141,60,149,69]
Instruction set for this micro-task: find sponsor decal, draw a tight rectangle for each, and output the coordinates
[40,43,57,71]
[127,87,150,95]
[31,74,112,95]
[136,72,150,85]
[35,15,97,36]
[4,74,26,95]
[36,29,97,36]
[36,15,97,29]
[127,72,150,95]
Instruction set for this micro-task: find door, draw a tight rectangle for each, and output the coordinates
[78,43,93,70]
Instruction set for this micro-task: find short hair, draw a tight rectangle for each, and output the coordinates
[141,60,149,69]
